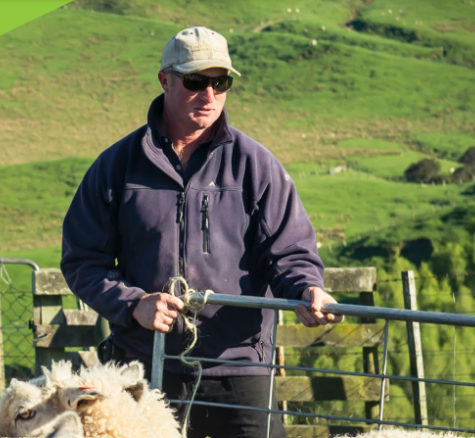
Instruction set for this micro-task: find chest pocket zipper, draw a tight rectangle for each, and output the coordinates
[201,194,210,254]
[253,336,266,363]
[260,338,267,363]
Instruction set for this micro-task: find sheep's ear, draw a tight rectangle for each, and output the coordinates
[120,361,145,381]
[41,365,53,385]
[124,380,147,403]
[119,361,146,402]
[29,375,47,387]
[60,387,106,411]
[8,378,27,392]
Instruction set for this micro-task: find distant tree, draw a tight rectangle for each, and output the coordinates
[458,147,475,166]
[404,158,441,183]
[65,0,129,14]
[453,165,475,183]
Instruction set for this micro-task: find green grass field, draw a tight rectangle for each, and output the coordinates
[1,0,474,258]
[1,0,475,428]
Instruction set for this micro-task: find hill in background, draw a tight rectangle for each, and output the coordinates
[1,0,475,429]
[1,0,474,263]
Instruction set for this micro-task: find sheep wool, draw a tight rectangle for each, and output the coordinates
[47,360,181,438]
[0,360,181,438]
[349,428,465,438]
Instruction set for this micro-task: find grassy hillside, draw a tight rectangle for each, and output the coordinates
[1,0,475,428]
[0,158,91,251]
[1,0,474,259]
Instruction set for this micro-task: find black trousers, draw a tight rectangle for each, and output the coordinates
[162,372,287,438]
[99,342,286,438]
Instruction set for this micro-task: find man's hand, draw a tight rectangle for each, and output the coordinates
[132,292,185,332]
[295,286,344,327]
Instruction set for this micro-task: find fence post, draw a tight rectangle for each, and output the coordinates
[33,270,68,375]
[360,291,380,421]
[401,270,428,425]
[0,290,5,390]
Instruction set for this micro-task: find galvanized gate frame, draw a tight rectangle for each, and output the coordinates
[151,293,475,437]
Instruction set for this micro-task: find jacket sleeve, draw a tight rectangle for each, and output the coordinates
[251,157,324,300]
[61,150,147,327]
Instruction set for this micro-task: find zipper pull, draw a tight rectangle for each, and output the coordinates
[260,339,266,363]
[177,192,185,223]
[201,195,209,226]
[201,195,209,253]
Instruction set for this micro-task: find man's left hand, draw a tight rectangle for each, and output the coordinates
[295,286,344,327]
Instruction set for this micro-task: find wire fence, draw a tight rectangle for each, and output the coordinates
[377,271,475,284]
[414,274,475,432]
[0,259,38,387]
[151,290,475,437]
[371,271,475,432]
[3,260,475,434]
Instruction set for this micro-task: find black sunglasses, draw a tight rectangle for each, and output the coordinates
[169,71,233,93]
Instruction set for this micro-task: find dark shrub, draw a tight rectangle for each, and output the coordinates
[65,0,129,15]
[453,165,475,183]
[404,158,441,183]
[459,147,475,166]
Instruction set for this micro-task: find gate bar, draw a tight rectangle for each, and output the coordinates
[185,292,475,327]
[0,258,40,271]
[163,354,475,388]
[163,399,475,435]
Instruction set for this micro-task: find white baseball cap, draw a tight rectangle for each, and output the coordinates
[161,26,241,77]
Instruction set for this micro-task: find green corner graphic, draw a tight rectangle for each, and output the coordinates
[0,0,73,36]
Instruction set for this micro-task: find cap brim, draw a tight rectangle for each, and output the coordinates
[174,60,241,77]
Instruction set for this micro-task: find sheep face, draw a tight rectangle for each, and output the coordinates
[0,379,65,438]
[0,360,180,438]
[44,412,84,438]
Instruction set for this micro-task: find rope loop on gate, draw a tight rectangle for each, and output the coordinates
[168,276,214,438]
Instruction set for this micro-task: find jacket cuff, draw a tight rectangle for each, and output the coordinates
[294,283,326,300]
[125,293,147,327]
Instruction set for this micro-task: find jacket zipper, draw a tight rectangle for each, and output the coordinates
[174,192,186,341]
[177,191,186,276]
[201,194,210,253]
[177,192,185,223]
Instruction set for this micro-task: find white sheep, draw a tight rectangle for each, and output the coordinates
[0,360,181,438]
[349,428,462,438]
[43,360,181,438]
[0,377,64,437]
[44,412,83,438]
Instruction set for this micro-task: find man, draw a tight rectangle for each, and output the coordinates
[61,26,343,438]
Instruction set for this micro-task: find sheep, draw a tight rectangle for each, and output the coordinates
[0,360,181,438]
[44,412,84,438]
[349,428,462,438]
[0,377,65,438]
[43,360,181,438]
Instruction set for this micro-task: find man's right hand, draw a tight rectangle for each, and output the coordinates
[132,293,185,332]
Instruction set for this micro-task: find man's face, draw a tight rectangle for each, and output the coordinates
[160,68,228,133]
